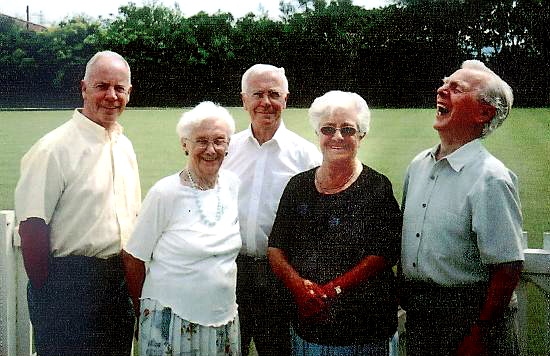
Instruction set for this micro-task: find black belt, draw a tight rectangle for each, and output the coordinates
[49,254,124,276]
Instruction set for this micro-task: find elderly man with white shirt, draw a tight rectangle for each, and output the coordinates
[222,64,321,355]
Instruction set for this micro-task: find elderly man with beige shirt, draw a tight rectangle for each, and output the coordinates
[15,51,140,356]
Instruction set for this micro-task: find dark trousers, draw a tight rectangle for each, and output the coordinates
[236,255,291,356]
[401,281,519,356]
[27,255,135,356]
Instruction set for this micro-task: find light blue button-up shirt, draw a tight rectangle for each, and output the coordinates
[401,139,524,286]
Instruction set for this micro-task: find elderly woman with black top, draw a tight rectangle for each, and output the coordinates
[123,101,241,356]
[268,90,402,356]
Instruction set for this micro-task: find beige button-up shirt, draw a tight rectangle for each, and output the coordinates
[15,109,141,258]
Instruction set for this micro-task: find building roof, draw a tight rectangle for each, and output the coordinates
[0,13,48,32]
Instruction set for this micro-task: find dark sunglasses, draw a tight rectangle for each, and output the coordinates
[319,126,358,137]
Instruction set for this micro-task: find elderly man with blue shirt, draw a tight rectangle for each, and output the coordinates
[400,60,524,356]
[222,64,321,355]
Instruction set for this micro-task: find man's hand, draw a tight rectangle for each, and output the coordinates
[457,261,523,355]
[456,325,489,356]
[121,250,145,340]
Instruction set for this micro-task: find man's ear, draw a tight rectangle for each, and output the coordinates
[80,80,87,99]
[478,101,496,124]
[241,93,247,110]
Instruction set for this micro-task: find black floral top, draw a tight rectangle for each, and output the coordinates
[269,165,402,345]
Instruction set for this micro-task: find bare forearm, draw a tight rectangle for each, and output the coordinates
[268,247,327,318]
[458,261,523,355]
[19,218,50,289]
[122,250,145,301]
[478,261,523,322]
[326,255,388,294]
[267,247,303,292]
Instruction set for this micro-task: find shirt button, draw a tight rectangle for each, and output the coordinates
[412,263,416,267]
[422,203,426,208]
[430,176,435,180]
[416,233,420,238]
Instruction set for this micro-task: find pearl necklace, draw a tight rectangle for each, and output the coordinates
[186,169,223,227]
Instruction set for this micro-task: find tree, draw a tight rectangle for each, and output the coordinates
[0,15,99,107]
[1,0,547,108]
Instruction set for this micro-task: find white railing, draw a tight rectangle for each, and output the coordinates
[0,210,32,356]
[517,231,550,355]
[1,209,548,356]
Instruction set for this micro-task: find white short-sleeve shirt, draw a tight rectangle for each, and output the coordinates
[125,170,241,326]
[221,122,322,257]
[15,109,141,258]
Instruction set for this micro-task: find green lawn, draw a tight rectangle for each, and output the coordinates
[5,108,547,246]
[1,108,549,354]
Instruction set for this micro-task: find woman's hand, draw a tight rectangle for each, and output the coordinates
[321,281,342,300]
[292,279,329,321]
[131,297,141,320]
[267,248,329,321]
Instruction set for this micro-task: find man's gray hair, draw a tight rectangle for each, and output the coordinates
[83,51,131,84]
[241,64,289,94]
[462,60,513,138]
[308,90,371,136]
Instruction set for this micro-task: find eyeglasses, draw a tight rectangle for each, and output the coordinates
[247,90,284,101]
[319,126,359,137]
[187,138,229,149]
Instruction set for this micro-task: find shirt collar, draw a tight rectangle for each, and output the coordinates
[429,139,484,172]
[73,109,123,141]
[245,120,287,147]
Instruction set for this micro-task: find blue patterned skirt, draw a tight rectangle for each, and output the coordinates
[139,299,241,356]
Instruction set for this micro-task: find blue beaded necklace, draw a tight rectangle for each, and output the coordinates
[186,168,223,227]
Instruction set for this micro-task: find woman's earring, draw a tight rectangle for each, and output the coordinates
[225,151,228,157]
[185,151,189,156]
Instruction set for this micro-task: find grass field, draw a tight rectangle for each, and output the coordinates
[1,107,549,354]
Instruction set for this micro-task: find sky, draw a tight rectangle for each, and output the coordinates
[2,0,390,25]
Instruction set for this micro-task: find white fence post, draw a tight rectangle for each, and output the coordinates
[13,217,32,356]
[1,210,17,356]
[518,233,550,356]
[543,232,550,251]
[0,210,32,356]
[521,231,529,250]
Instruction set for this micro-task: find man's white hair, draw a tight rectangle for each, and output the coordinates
[461,60,513,138]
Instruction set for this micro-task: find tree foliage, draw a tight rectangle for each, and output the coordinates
[1,0,548,108]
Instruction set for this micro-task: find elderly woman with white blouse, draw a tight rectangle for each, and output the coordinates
[123,101,241,356]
